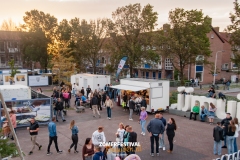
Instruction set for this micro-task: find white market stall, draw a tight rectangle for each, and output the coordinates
[111,78,169,112]
[0,85,31,101]
[71,74,110,91]
[2,73,28,86]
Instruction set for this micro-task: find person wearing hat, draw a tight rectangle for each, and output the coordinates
[221,113,232,148]
[129,96,135,121]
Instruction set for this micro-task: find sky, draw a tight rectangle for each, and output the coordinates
[0,0,235,31]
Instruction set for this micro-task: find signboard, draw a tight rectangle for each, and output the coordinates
[213,74,218,76]
[0,98,52,128]
[3,73,28,86]
[28,75,49,86]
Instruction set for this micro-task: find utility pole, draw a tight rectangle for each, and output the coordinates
[0,93,25,160]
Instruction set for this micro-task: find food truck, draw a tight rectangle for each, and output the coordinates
[71,74,110,91]
[111,78,169,112]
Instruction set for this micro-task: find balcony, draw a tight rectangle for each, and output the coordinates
[8,48,19,53]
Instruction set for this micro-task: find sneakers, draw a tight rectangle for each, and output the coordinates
[28,151,33,155]
[109,118,111,120]
[167,150,172,153]
[56,120,58,122]
[222,146,227,148]
[68,149,71,153]
[93,115,96,118]
[63,119,66,122]
[142,133,145,136]
[141,132,143,135]
[150,153,154,157]
[129,119,133,121]
[47,152,52,156]
[57,150,63,154]
[99,115,101,118]
[74,150,79,153]
[163,147,166,151]
[159,146,162,149]
[39,145,42,150]
[157,153,160,156]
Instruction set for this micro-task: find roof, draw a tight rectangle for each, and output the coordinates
[122,78,169,82]
[74,73,110,78]
[211,26,225,43]
[0,85,29,89]
[0,31,21,41]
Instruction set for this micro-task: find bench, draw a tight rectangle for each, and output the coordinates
[83,102,90,108]
[76,106,85,113]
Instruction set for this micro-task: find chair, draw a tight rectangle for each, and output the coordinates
[232,152,237,160]
[216,158,220,160]
[237,150,240,160]
[220,155,226,160]
[226,154,232,160]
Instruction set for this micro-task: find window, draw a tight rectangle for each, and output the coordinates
[1,55,5,64]
[10,55,14,60]
[0,42,4,52]
[165,58,173,70]
[152,46,156,50]
[146,46,150,50]
[101,57,105,63]
[222,63,229,70]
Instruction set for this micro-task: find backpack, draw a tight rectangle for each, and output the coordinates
[63,93,69,99]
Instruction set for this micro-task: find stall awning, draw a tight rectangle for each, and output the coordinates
[110,85,148,91]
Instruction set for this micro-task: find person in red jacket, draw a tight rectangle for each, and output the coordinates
[9,110,16,140]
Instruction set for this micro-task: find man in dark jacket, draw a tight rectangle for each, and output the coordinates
[55,98,66,122]
[221,113,232,148]
[213,122,224,155]
[91,95,100,118]
[102,92,106,107]
[86,85,91,97]
[81,87,85,96]
[141,97,147,108]
[127,126,137,155]
[129,97,135,121]
[147,113,165,157]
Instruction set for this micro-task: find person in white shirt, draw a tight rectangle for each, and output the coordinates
[92,126,106,146]
[116,123,125,142]
[135,95,142,115]
[195,78,198,87]
[97,84,101,92]
[233,118,240,152]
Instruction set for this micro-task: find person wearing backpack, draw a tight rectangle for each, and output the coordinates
[55,98,66,122]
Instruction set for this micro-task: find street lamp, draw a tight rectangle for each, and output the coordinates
[213,50,224,85]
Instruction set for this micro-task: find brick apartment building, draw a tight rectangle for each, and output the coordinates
[0,31,23,69]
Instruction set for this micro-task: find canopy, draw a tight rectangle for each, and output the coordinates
[110,85,148,92]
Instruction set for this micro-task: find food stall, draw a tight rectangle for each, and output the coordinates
[111,78,169,112]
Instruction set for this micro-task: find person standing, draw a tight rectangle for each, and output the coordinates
[97,84,101,92]
[102,91,107,108]
[86,85,91,97]
[233,118,240,152]
[127,126,137,155]
[141,96,147,109]
[55,98,66,122]
[82,138,94,160]
[81,87,85,96]
[104,96,113,120]
[92,126,106,146]
[200,105,208,122]
[27,118,42,155]
[129,97,135,121]
[226,120,236,154]
[147,113,165,157]
[68,120,79,153]
[213,122,224,156]
[221,113,232,148]
[189,103,200,121]
[88,90,93,110]
[159,112,166,150]
[123,93,128,111]
[92,94,101,118]
[97,93,102,111]
[9,110,16,140]
[208,103,217,125]
[166,118,177,153]
[139,107,148,136]
[47,117,62,155]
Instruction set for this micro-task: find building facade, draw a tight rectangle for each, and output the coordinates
[0,31,23,69]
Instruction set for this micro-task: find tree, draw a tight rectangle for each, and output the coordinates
[0,18,17,31]
[8,59,18,84]
[76,18,110,74]
[0,137,18,159]
[226,0,240,79]
[20,10,58,72]
[107,3,159,77]
[156,8,211,85]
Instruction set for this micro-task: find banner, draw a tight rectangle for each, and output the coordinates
[116,56,128,79]
[0,98,52,128]
[28,75,49,86]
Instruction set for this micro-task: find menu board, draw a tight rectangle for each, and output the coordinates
[0,98,52,128]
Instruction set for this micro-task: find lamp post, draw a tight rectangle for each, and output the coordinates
[213,50,224,85]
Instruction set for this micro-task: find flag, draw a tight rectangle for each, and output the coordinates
[116,56,128,79]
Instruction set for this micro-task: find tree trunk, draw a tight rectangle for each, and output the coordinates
[180,67,185,86]
[129,65,133,78]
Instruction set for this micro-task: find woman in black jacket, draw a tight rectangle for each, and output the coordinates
[166,118,177,153]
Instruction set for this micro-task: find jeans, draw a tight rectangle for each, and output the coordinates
[140,120,146,133]
[189,112,198,120]
[107,107,111,118]
[70,134,78,151]
[129,109,133,119]
[226,136,235,154]
[200,114,207,121]
[159,132,165,148]
[214,141,222,155]
[168,134,174,151]
[234,137,238,152]
[150,134,159,153]
[56,110,65,121]
[47,136,59,152]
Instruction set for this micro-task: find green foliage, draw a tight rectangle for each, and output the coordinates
[8,59,18,79]
[108,3,159,77]
[156,8,211,85]
[169,91,178,104]
[105,64,115,74]
[0,132,18,158]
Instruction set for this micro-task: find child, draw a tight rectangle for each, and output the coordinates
[213,122,224,155]
[93,145,103,160]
